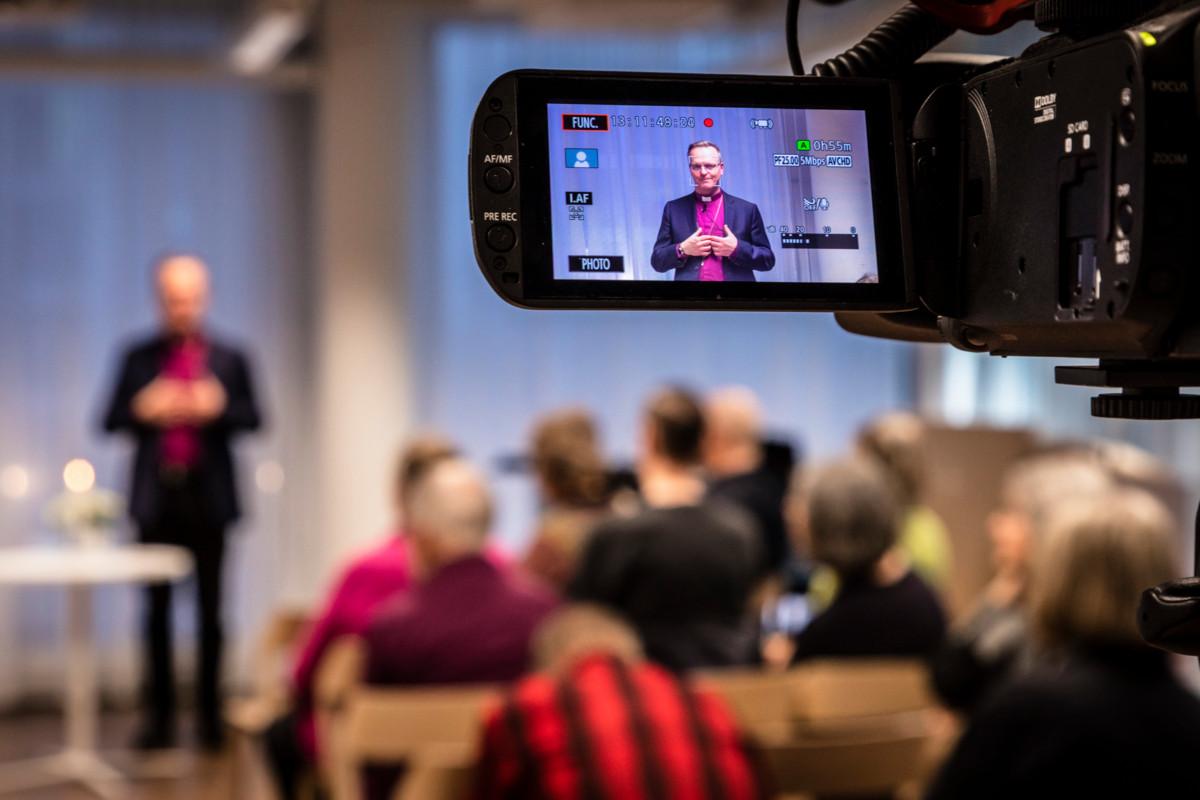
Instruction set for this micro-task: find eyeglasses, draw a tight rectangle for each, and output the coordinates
[689,162,722,172]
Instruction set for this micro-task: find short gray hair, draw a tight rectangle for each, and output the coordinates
[406,458,493,553]
[1001,452,1114,542]
[805,457,899,579]
[687,140,722,161]
[704,386,763,450]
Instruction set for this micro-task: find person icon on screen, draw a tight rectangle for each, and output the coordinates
[650,141,774,281]
[574,150,592,168]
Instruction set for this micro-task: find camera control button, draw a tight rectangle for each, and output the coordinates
[1119,109,1136,145]
[484,165,514,193]
[486,223,516,252]
[1118,202,1135,237]
[483,115,512,142]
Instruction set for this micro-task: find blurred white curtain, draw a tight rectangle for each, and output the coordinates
[0,80,314,703]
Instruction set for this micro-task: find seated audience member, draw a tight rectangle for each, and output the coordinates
[704,386,790,576]
[570,386,762,671]
[856,412,953,594]
[474,605,767,800]
[790,457,946,662]
[931,451,1112,712]
[261,435,457,800]
[927,489,1200,798]
[363,458,557,800]
[522,408,612,591]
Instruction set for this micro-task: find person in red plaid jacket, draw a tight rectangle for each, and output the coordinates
[473,605,768,800]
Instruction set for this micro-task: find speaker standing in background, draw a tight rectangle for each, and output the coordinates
[102,254,263,751]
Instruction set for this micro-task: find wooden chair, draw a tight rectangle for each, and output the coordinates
[313,636,368,800]
[323,676,499,800]
[225,607,312,735]
[771,659,940,798]
[695,668,798,744]
[763,733,929,799]
[788,659,935,738]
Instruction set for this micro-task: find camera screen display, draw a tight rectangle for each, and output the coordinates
[547,103,877,284]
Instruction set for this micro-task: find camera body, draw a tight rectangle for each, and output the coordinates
[468,3,1200,365]
[908,7,1198,359]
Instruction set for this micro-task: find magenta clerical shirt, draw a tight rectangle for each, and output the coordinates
[695,189,727,282]
[159,336,208,468]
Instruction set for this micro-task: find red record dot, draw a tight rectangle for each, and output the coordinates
[703,118,714,127]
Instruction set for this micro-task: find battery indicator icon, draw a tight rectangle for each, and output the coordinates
[750,118,774,130]
[796,139,812,151]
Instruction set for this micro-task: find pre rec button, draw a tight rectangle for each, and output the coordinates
[483,115,512,142]
[486,223,516,252]
[484,165,514,193]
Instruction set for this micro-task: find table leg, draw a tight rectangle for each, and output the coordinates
[65,584,97,756]
[0,585,131,798]
[0,581,192,798]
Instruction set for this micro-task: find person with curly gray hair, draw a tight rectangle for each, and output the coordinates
[789,457,946,662]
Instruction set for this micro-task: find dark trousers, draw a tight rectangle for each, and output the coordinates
[139,473,227,736]
[263,711,319,800]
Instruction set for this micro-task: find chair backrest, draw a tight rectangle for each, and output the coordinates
[225,607,312,734]
[314,636,368,800]
[325,681,499,800]
[789,658,935,735]
[314,635,368,714]
[695,668,797,744]
[341,684,500,763]
[761,733,929,796]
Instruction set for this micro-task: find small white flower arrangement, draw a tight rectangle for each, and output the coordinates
[44,489,125,546]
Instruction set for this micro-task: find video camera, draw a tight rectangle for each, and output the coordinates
[469,0,1200,421]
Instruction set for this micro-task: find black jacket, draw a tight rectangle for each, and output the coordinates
[102,333,262,529]
[927,645,1200,799]
[569,502,762,671]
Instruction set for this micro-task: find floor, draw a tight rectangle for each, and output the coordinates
[0,711,277,800]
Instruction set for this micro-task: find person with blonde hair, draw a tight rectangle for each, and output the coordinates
[522,408,611,590]
[928,488,1200,798]
[932,449,1114,711]
[856,412,953,593]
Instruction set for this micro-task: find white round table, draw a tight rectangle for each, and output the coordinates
[0,544,192,799]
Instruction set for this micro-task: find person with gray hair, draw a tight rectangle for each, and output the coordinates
[362,458,557,800]
[929,487,1200,798]
[789,457,946,662]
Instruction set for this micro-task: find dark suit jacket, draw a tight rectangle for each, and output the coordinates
[650,191,775,281]
[102,333,262,529]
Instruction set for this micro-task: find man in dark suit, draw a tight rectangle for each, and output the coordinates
[102,254,261,750]
[650,140,775,281]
